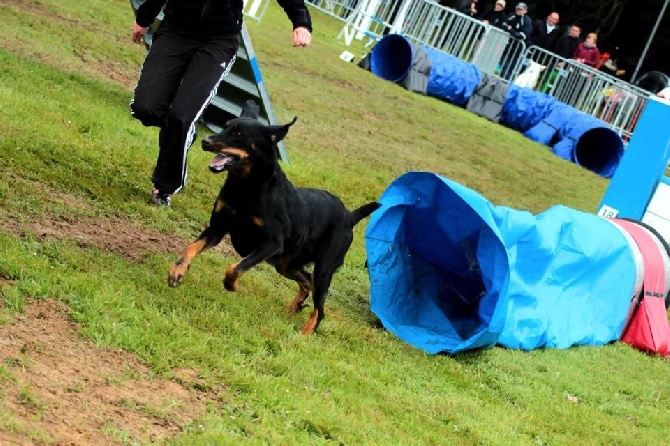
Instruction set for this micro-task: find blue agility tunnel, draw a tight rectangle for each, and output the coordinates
[550,109,624,179]
[366,35,625,178]
[523,102,624,178]
[365,172,636,354]
[370,35,481,106]
[369,33,415,83]
[500,84,560,133]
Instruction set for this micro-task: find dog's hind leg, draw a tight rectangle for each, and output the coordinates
[280,268,312,314]
[301,270,333,335]
[301,235,352,335]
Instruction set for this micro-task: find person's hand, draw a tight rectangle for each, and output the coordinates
[482,19,489,24]
[132,22,148,44]
[292,27,311,47]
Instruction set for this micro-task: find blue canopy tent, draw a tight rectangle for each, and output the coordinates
[365,172,636,354]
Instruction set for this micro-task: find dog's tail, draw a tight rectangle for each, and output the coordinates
[351,202,381,226]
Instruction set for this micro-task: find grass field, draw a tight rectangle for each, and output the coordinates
[1,0,669,444]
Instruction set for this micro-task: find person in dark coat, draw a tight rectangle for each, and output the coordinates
[454,0,479,17]
[531,12,561,51]
[498,2,532,79]
[553,24,582,60]
[131,0,312,206]
[480,0,507,29]
[504,2,532,46]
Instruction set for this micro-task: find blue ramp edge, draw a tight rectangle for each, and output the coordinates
[365,172,635,354]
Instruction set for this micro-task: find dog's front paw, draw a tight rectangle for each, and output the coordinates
[168,262,188,287]
[223,275,240,291]
[223,264,240,291]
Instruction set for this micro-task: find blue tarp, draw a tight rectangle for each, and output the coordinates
[365,172,636,354]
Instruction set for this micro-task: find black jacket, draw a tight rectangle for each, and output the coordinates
[504,13,532,45]
[480,9,506,29]
[454,0,477,17]
[553,34,581,59]
[135,0,312,36]
[530,19,560,50]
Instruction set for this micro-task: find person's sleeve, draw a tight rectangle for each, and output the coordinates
[523,17,532,42]
[276,0,313,32]
[135,0,168,27]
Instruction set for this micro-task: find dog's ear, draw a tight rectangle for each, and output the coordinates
[240,100,260,119]
[264,117,298,143]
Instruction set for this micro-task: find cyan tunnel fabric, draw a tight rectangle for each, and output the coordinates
[365,172,635,354]
[368,34,624,178]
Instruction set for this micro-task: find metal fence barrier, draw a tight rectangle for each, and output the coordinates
[306,0,361,22]
[504,45,650,141]
[243,0,271,21]
[336,0,406,46]
[315,0,652,141]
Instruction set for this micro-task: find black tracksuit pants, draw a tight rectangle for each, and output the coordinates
[131,23,239,195]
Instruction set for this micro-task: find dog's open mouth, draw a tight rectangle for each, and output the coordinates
[209,153,238,173]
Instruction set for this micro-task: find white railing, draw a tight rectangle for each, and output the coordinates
[505,45,650,141]
[314,0,651,141]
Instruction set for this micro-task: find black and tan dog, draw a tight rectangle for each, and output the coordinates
[168,102,380,334]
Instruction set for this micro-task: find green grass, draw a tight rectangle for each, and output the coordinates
[1,0,668,444]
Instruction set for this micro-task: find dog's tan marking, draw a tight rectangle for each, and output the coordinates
[251,216,264,227]
[301,309,320,335]
[220,148,249,159]
[238,162,254,178]
[168,238,208,287]
[224,261,241,291]
[214,198,226,213]
[286,282,310,314]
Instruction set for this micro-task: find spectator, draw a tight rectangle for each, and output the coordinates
[455,0,480,17]
[504,2,532,46]
[573,32,600,68]
[553,24,581,60]
[599,46,627,77]
[498,2,532,79]
[480,0,507,29]
[531,12,561,51]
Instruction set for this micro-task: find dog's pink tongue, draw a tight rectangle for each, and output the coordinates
[209,154,230,169]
